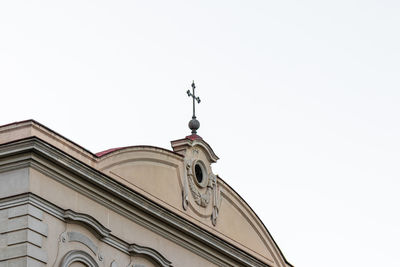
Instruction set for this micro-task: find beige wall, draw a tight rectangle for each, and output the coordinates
[30,167,219,267]
[0,120,293,267]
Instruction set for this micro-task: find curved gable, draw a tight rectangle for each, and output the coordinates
[95,139,289,267]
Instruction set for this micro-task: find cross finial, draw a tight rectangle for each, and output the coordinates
[187,81,201,135]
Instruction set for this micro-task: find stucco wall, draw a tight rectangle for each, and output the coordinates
[0,121,293,267]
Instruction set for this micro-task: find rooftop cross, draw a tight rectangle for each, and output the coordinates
[186,81,201,135]
[187,81,201,119]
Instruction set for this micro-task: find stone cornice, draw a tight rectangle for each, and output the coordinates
[171,137,219,163]
[63,210,111,238]
[0,137,272,267]
[128,244,172,267]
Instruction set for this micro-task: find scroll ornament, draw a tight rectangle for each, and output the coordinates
[183,159,222,226]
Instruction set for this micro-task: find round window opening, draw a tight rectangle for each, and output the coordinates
[195,164,203,184]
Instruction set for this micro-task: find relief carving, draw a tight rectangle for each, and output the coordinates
[186,159,212,207]
[52,231,103,267]
[51,211,172,267]
[183,159,222,226]
[211,174,222,226]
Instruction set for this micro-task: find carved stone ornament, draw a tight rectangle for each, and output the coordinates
[183,159,222,226]
[49,209,172,267]
[53,231,102,267]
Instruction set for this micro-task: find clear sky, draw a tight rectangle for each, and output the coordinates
[1,1,399,266]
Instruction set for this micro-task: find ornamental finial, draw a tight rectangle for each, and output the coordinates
[186,81,201,134]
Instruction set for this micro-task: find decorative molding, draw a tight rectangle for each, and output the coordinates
[61,211,171,266]
[128,244,172,267]
[67,231,99,255]
[60,250,99,267]
[171,138,219,163]
[0,137,276,267]
[64,210,111,238]
[183,159,222,226]
[0,194,174,267]
[211,174,222,226]
[186,159,211,207]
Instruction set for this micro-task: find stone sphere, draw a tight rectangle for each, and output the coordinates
[188,118,200,132]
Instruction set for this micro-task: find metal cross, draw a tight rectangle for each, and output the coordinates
[187,81,201,119]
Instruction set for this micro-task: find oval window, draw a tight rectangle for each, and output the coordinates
[195,163,203,184]
[193,160,208,187]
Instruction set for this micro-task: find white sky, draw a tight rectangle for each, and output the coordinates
[1,1,399,266]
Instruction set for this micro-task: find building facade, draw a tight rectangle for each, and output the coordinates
[0,120,292,267]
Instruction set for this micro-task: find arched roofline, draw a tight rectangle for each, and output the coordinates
[95,145,184,159]
[217,175,294,267]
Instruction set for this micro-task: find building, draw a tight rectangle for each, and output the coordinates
[0,119,293,267]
